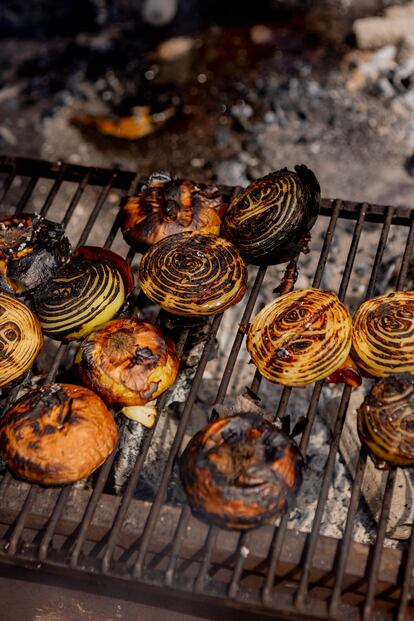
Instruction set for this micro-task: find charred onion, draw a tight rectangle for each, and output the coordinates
[139,231,247,316]
[180,412,303,529]
[221,165,320,265]
[0,383,119,485]
[246,288,352,386]
[0,292,43,388]
[357,374,414,467]
[33,247,133,341]
[121,172,225,252]
[0,214,71,295]
[75,318,179,406]
[352,291,414,377]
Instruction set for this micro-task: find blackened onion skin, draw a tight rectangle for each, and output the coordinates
[0,383,119,485]
[180,412,303,529]
[120,172,225,253]
[75,318,179,406]
[221,165,320,265]
[0,214,71,295]
[139,231,247,316]
[357,374,414,467]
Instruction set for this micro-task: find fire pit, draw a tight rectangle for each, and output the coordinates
[0,155,413,620]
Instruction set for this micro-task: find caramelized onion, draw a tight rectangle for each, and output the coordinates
[352,291,414,377]
[0,383,119,485]
[139,231,247,316]
[357,374,414,467]
[33,249,132,341]
[0,292,43,388]
[221,165,320,265]
[246,289,352,386]
[180,412,303,529]
[120,173,225,252]
[0,214,71,294]
[75,318,179,406]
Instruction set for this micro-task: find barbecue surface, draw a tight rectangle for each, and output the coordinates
[0,156,413,621]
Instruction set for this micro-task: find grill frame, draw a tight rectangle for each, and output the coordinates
[0,155,413,620]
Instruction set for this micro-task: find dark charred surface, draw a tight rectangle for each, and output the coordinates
[0,214,71,295]
[180,411,303,529]
[221,164,320,265]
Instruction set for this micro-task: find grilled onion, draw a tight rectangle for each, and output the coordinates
[75,318,179,406]
[33,248,133,341]
[0,383,119,485]
[357,374,414,467]
[221,165,320,265]
[0,292,43,388]
[352,291,414,377]
[120,172,225,253]
[139,231,247,316]
[246,288,352,386]
[0,214,71,294]
[180,412,303,529]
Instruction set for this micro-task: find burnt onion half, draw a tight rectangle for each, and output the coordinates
[120,172,225,253]
[221,165,320,265]
[0,383,119,485]
[357,374,414,467]
[246,288,353,386]
[139,231,247,316]
[352,291,414,377]
[0,214,71,295]
[75,318,179,406]
[0,292,43,388]
[33,246,133,341]
[180,412,303,529]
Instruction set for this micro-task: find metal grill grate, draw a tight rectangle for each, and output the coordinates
[0,155,413,620]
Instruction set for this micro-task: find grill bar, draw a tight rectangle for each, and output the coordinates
[0,157,412,621]
[328,204,396,616]
[39,163,67,217]
[14,175,38,215]
[133,313,224,578]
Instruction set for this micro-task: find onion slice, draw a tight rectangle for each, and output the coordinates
[0,292,43,388]
[352,291,414,377]
[246,288,352,386]
[139,231,247,316]
[357,374,414,467]
[222,165,320,265]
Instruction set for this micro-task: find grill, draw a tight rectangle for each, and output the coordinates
[0,155,413,621]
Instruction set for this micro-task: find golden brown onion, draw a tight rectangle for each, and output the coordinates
[246,288,352,386]
[139,231,247,316]
[0,292,43,388]
[33,249,132,341]
[0,383,119,485]
[352,291,414,377]
[357,374,414,467]
[0,214,71,295]
[120,173,225,253]
[180,412,303,529]
[75,318,179,406]
[221,165,320,265]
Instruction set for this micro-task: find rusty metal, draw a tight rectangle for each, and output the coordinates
[0,156,413,620]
